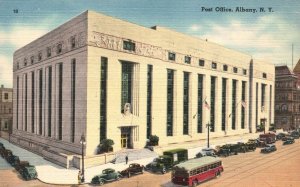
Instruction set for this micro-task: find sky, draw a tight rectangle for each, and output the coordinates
[0,0,300,87]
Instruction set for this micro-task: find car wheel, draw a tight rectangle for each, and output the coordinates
[99,179,104,186]
[192,180,198,187]
[116,175,120,181]
[215,171,221,178]
[162,168,166,174]
[128,172,131,178]
[141,168,144,174]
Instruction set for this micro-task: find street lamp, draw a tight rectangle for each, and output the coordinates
[80,134,86,183]
[206,122,211,148]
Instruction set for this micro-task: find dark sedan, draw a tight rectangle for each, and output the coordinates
[120,163,144,178]
[261,144,277,153]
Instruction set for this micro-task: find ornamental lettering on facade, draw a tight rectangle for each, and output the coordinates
[91,31,165,60]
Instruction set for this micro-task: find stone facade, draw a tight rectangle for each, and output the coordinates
[0,85,13,140]
[12,10,275,168]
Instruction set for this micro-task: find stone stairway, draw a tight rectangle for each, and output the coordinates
[113,148,158,164]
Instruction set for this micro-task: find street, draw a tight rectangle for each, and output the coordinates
[1,139,300,187]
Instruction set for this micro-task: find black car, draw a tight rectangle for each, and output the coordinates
[290,131,300,139]
[261,144,277,153]
[283,138,295,145]
[120,163,144,178]
[276,133,287,140]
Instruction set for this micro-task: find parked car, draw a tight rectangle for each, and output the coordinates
[283,137,295,145]
[15,161,30,172]
[91,168,122,185]
[0,144,5,157]
[145,148,188,174]
[261,144,277,153]
[195,148,217,158]
[290,131,300,139]
[7,155,20,166]
[120,163,144,178]
[216,146,231,157]
[3,149,13,161]
[20,165,38,180]
[145,156,172,174]
[276,133,287,140]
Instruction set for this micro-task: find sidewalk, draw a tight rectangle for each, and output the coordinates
[0,132,260,185]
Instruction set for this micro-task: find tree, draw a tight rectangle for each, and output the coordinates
[149,135,159,146]
[98,139,114,153]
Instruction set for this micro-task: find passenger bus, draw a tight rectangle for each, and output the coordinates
[171,157,223,187]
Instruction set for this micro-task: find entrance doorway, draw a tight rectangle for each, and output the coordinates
[121,127,132,148]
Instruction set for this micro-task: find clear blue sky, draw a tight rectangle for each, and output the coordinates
[1,0,300,87]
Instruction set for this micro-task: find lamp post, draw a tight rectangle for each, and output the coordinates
[206,122,211,148]
[80,135,86,183]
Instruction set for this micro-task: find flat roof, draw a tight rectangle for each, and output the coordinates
[173,157,221,171]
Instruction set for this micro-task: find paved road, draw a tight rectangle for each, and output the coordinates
[95,139,300,187]
[1,139,300,187]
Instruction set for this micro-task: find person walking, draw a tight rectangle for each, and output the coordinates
[125,155,128,164]
[78,171,82,184]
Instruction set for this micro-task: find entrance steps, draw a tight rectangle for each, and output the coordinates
[113,148,158,164]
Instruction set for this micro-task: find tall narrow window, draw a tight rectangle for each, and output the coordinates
[25,74,28,131]
[121,62,133,112]
[17,76,19,129]
[210,76,216,132]
[167,69,174,136]
[39,69,43,135]
[256,83,258,128]
[241,81,246,129]
[31,72,35,133]
[232,80,237,130]
[48,66,52,137]
[183,72,189,135]
[146,65,153,139]
[222,78,227,131]
[100,57,107,142]
[261,84,266,108]
[58,64,63,140]
[269,85,272,123]
[197,75,203,133]
[70,60,76,142]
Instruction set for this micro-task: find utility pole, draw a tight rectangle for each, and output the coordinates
[206,122,211,148]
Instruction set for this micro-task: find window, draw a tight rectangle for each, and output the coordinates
[30,56,34,64]
[263,73,267,78]
[233,67,238,73]
[71,36,76,49]
[123,40,135,51]
[212,62,217,69]
[184,56,191,64]
[100,57,107,142]
[147,65,153,139]
[199,59,205,66]
[24,58,27,66]
[197,75,203,133]
[167,69,174,136]
[17,62,19,69]
[223,65,228,71]
[168,52,176,61]
[47,47,51,57]
[4,93,8,100]
[210,76,216,132]
[38,52,42,61]
[243,69,247,75]
[183,72,190,135]
[222,78,227,131]
[57,43,62,54]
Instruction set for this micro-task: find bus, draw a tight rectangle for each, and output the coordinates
[171,157,223,187]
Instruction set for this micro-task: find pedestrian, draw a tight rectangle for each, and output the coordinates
[125,155,128,164]
[78,171,82,184]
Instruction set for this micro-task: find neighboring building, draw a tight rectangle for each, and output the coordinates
[275,61,300,130]
[0,85,13,140]
[11,10,275,168]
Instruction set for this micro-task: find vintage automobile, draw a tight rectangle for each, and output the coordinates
[15,161,30,172]
[283,137,295,145]
[145,155,172,174]
[7,155,20,166]
[145,148,188,174]
[195,148,217,158]
[120,163,144,178]
[216,146,231,157]
[0,143,5,157]
[290,131,300,139]
[261,144,277,153]
[3,149,13,161]
[20,165,38,180]
[91,168,122,185]
[245,141,257,151]
[276,133,287,140]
